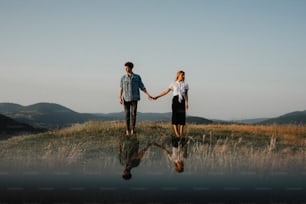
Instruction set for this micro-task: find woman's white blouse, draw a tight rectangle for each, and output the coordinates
[169,81,189,103]
[168,146,184,162]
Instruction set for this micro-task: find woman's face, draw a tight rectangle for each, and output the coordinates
[178,73,185,81]
[175,161,184,172]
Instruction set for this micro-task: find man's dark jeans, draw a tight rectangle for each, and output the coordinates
[123,100,138,132]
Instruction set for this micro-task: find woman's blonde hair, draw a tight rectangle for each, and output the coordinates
[174,161,184,173]
[175,70,185,81]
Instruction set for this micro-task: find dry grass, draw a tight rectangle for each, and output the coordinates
[0,121,305,174]
[183,123,306,173]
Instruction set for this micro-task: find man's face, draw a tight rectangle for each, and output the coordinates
[125,66,132,74]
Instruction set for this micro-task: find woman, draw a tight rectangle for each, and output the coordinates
[153,70,189,137]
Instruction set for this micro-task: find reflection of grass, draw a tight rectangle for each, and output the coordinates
[186,124,306,174]
[0,121,305,173]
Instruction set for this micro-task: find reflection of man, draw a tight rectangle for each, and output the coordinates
[118,136,152,180]
[154,136,188,173]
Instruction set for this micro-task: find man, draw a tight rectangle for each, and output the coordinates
[119,62,152,136]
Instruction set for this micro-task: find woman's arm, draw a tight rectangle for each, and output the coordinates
[185,90,189,110]
[154,88,171,100]
[153,143,171,155]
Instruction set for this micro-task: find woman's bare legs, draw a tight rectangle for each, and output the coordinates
[172,125,180,137]
[179,125,184,137]
[173,124,185,137]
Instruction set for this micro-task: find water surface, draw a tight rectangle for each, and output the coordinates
[0,135,305,203]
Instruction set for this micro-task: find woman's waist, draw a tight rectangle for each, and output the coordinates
[172,95,185,99]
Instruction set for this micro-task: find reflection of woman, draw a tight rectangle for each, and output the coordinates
[153,136,188,173]
[118,136,152,180]
[153,70,189,137]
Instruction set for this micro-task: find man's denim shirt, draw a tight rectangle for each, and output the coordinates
[120,73,145,102]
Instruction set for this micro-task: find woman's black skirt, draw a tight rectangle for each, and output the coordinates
[172,95,186,125]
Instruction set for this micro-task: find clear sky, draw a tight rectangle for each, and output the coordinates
[1,0,306,120]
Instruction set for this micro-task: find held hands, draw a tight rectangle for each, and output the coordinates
[147,94,153,100]
[147,94,159,100]
[119,94,159,103]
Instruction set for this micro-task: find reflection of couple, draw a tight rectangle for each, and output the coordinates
[118,135,189,180]
[119,61,189,137]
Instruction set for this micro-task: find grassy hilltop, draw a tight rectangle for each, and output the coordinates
[0,121,305,174]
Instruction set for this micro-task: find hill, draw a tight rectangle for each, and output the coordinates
[186,116,213,124]
[260,110,306,125]
[0,103,23,113]
[0,102,100,128]
[0,102,212,128]
[232,118,269,124]
[0,121,305,173]
[97,112,213,124]
[96,112,171,121]
[0,113,38,137]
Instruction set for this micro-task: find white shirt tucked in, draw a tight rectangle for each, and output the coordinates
[169,81,189,103]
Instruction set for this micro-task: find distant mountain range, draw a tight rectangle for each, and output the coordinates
[0,103,100,128]
[259,110,306,125]
[0,103,305,130]
[231,111,306,125]
[0,102,213,129]
[232,118,269,124]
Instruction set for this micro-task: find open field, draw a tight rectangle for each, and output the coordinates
[0,121,305,174]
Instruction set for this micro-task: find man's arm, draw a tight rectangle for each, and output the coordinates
[142,88,152,100]
[119,88,123,104]
[138,75,152,100]
[136,143,153,159]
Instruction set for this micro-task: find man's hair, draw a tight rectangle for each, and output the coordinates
[122,173,132,180]
[125,62,134,69]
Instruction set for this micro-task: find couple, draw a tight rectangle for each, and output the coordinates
[119,61,189,137]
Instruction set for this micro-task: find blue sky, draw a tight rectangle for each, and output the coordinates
[1,0,306,120]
